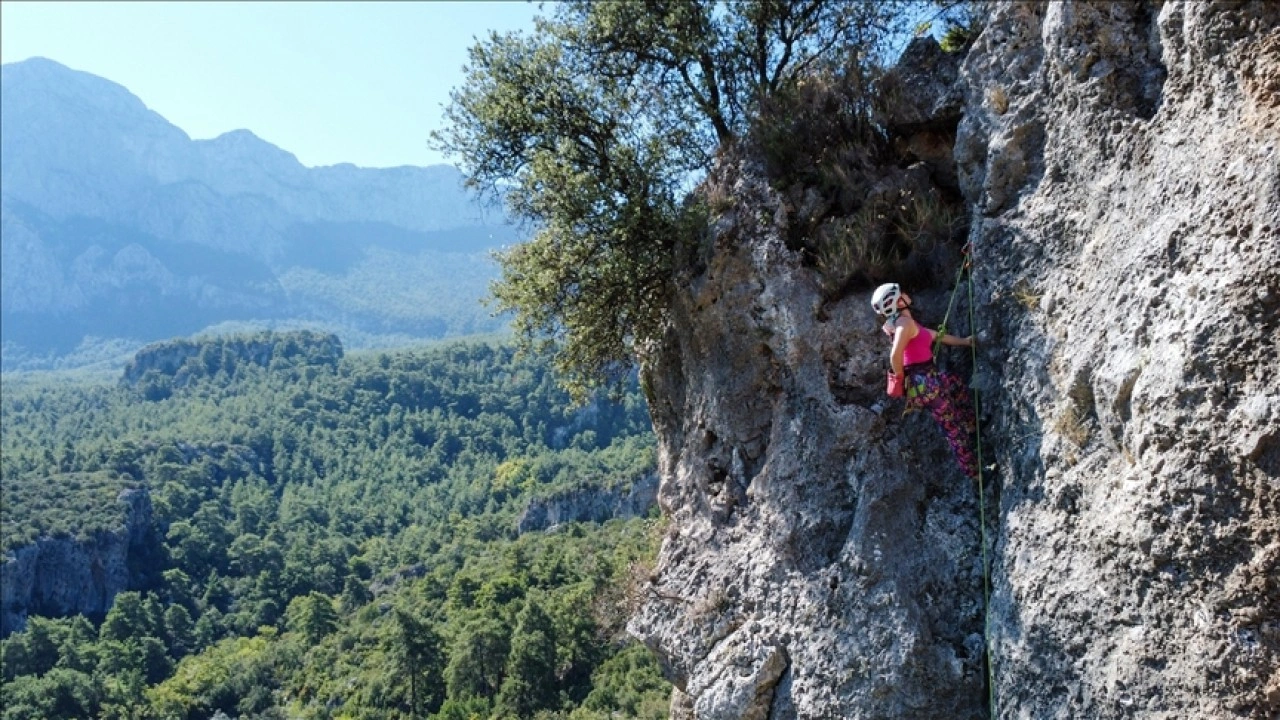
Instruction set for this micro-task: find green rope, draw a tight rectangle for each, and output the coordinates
[933,255,970,357]
[966,261,997,720]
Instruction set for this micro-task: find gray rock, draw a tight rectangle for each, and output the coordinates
[877,36,965,135]
[516,473,659,534]
[688,631,788,720]
[959,2,1280,718]
[1,488,154,636]
[629,154,987,719]
[632,2,1279,718]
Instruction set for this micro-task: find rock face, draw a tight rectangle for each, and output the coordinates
[629,2,1278,719]
[515,473,659,534]
[958,2,1279,717]
[1,489,156,636]
[630,154,989,719]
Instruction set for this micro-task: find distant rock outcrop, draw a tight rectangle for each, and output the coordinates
[1,488,156,636]
[516,473,660,534]
[121,330,343,386]
[629,2,1278,719]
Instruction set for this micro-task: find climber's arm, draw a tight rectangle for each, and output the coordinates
[938,333,975,348]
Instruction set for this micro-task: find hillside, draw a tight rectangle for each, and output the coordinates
[0,58,520,370]
[0,336,667,718]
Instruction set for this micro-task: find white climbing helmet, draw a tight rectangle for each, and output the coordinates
[871,283,901,315]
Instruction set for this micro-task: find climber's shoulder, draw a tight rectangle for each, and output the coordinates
[894,312,920,338]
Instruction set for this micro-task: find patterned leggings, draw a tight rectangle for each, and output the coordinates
[905,366,979,479]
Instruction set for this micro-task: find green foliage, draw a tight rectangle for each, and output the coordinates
[939,19,978,53]
[440,21,694,398]
[574,643,670,720]
[437,0,918,395]
[122,330,343,391]
[446,615,511,702]
[735,0,975,298]
[1,668,97,720]
[750,64,888,209]
[145,630,282,720]
[284,593,339,646]
[932,0,985,53]
[387,608,446,716]
[496,596,558,717]
[815,186,964,297]
[0,471,139,553]
[1,339,669,718]
[2,616,72,680]
[908,2,985,54]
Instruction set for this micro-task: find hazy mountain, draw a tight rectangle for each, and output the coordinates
[0,57,521,369]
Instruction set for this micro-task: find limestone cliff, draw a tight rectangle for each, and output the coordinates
[628,2,1278,718]
[515,473,659,534]
[960,2,1279,717]
[1,489,157,636]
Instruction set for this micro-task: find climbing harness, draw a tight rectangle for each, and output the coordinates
[902,362,934,400]
[896,252,967,418]
[904,377,930,399]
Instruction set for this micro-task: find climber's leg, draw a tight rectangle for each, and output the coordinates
[925,372,979,479]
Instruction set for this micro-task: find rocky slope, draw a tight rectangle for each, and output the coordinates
[629,2,1278,718]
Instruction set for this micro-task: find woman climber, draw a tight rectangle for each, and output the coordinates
[872,282,980,479]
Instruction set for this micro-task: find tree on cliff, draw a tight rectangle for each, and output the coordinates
[436,0,927,396]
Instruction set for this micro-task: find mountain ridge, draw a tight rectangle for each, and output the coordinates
[0,57,519,368]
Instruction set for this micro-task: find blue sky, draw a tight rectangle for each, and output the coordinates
[0,1,544,169]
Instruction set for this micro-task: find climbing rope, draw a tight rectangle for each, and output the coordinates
[899,251,998,715]
[900,250,997,716]
[933,246,971,357]
[965,257,997,720]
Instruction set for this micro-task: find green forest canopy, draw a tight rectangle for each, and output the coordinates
[1,336,667,719]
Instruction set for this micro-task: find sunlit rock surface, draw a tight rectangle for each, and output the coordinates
[630,2,1279,718]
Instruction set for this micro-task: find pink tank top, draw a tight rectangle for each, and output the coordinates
[902,326,935,366]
